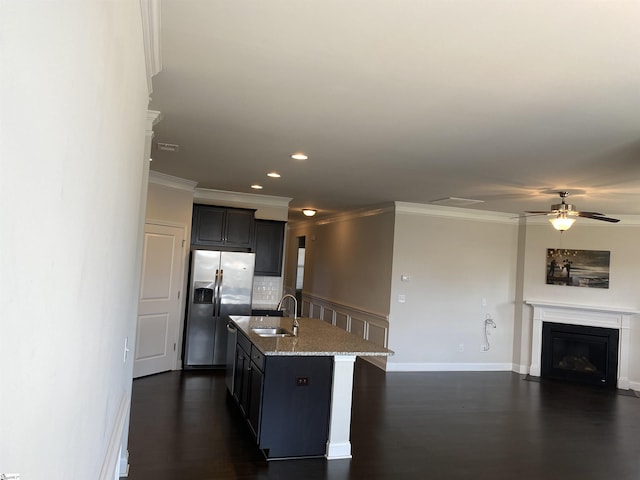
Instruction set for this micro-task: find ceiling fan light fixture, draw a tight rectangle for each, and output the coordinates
[549,215,575,231]
[302,208,317,217]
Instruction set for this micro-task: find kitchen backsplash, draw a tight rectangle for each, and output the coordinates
[252,276,283,306]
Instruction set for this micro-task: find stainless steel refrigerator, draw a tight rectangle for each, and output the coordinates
[184,250,255,368]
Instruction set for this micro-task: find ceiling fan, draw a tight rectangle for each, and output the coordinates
[526,192,620,231]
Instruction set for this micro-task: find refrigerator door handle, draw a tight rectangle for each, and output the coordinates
[213,269,220,316]
[217,269,224,316]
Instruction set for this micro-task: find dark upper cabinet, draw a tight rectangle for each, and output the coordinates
[253,220,285,276]
[191,205,255,249]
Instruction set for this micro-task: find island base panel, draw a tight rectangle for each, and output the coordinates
[260,356,333,459]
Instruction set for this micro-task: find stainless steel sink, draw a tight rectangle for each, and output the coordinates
[251,327,294,337]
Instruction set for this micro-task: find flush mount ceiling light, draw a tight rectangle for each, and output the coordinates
[250,184,263,190]
[267,172,281,178]
[302,209,317,217]
[291,153,308,160]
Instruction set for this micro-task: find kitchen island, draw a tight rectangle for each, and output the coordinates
[228,315,393,460]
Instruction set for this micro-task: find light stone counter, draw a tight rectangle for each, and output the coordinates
[230,315,393,357]
[229,315,393,460]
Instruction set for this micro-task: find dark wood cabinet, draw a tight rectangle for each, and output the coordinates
[233,343,251,415]
[229,329,333,459]
[247,349,264,437]
[191,205,255,249]
[253,220,285,276]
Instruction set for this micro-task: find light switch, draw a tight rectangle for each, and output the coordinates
[398,294,406,303]
[401,274,410,282]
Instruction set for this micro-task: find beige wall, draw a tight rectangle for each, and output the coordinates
[388,205,518,369]
[283,202,639,387]
[146,182,195,228]
[285,206,395,314]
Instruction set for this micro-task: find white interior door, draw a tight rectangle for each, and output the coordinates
[134,223,185,378]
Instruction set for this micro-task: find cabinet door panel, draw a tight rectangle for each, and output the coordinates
[248,365,264,438]
[225,209,255,247]
[193,206,225,244]
[254,220,285,276]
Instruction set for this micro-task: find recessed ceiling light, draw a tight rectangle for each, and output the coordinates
[302,209,317,217]
[291,153,308,160]
[267,172,281,178]
[251,184,263,190]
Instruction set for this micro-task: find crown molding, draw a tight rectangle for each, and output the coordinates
[395,201,514,224]
[140,0,162,95]
[149,171,197,192]
[145,109,162,137]
[194,188,292,208]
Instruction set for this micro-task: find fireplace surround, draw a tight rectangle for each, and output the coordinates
[527,301,638,390]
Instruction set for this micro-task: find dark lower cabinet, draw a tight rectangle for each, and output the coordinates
[259,356,333,459]
[230,331,333,459]
[233,343,251,415]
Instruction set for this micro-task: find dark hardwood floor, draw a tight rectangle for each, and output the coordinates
[127,360,640,480]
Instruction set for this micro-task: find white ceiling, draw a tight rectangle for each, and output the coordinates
[149,0,640,220]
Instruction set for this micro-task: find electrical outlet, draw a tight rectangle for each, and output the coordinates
[481,345,489,352]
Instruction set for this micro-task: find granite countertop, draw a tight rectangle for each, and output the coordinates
[230,315,394,357]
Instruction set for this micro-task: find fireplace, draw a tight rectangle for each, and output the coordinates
[526,301,638,390]
[541,322,619,388]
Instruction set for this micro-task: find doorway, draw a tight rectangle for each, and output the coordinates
[295,236,305,317]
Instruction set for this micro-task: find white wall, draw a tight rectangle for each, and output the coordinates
[388,204,518,370]
[0,3,148,479]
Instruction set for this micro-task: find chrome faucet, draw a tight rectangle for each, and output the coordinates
[277,294,299,335]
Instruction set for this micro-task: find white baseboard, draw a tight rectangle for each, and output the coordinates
[99,391,129,480]
[385,362,514,372]
[118,449,129,478]
[325,441,352,460]
[629,380,640,392]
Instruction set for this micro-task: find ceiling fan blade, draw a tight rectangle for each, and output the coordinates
[574,210,605,216]
[577,212,620,223]
[525,210,553,214]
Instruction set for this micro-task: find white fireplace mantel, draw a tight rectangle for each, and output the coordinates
[525,300,640,390]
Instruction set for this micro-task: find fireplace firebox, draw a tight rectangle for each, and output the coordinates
[541,322,619,388]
